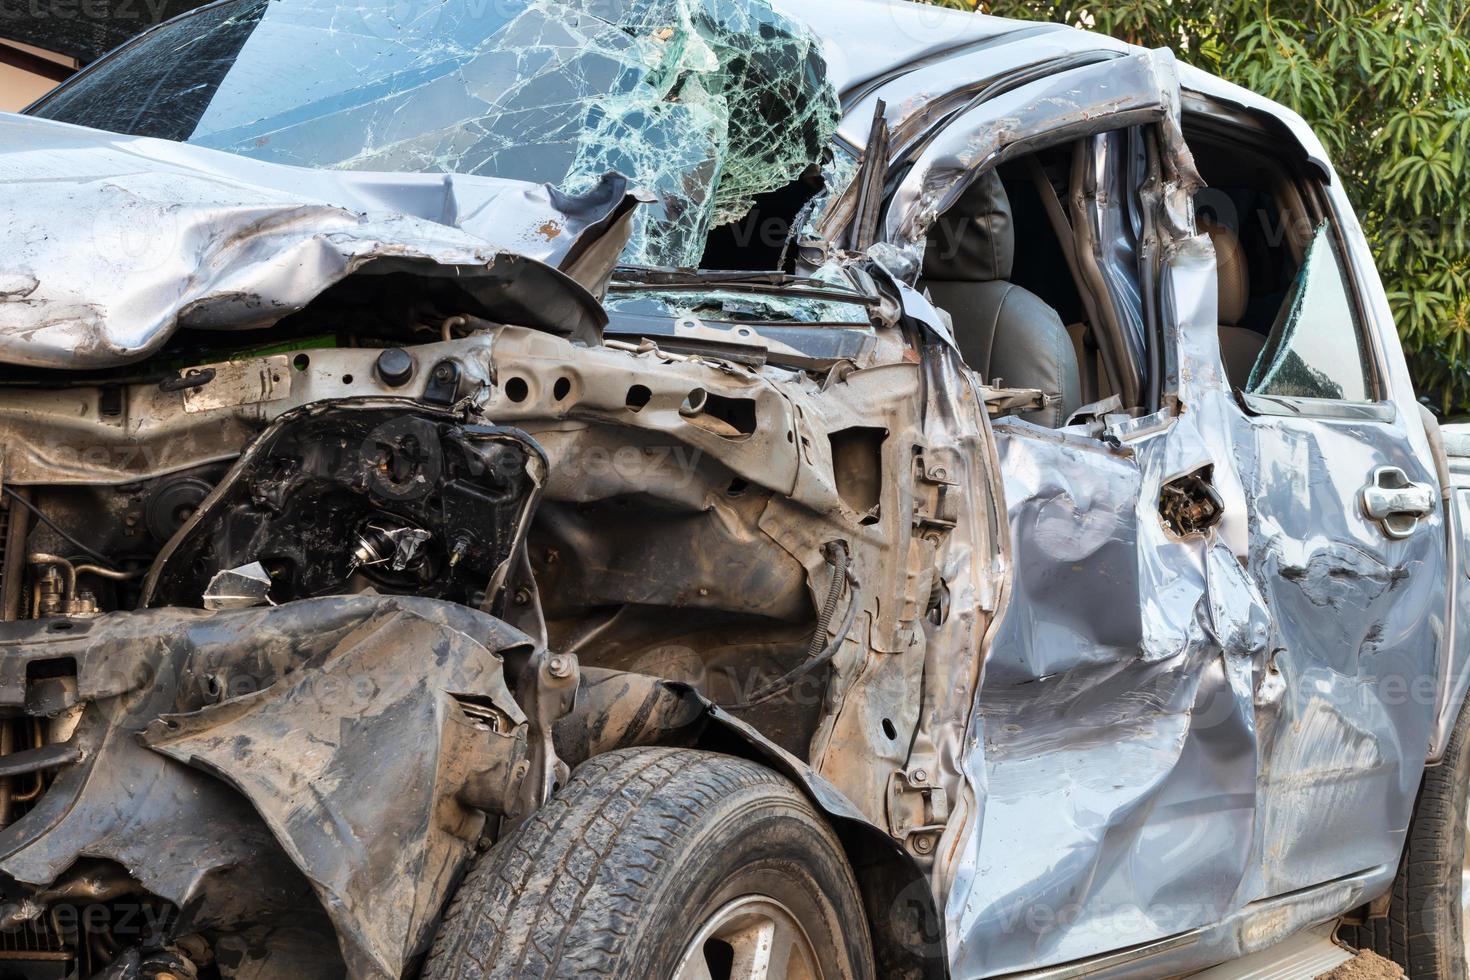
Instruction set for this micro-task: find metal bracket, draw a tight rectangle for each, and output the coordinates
[979,384,1052,417]
[886,766,950,859]
[504,649,578,828]
[912,453,959,533]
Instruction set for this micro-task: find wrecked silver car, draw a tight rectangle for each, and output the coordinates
[0,0,1466,977]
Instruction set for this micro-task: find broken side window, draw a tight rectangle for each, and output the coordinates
[1245,223,1374,402]
[30,0,841,270]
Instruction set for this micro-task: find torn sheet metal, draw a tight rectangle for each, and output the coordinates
[834,26,1129,151]
[0,595,533,980]
[884,51,1174,255]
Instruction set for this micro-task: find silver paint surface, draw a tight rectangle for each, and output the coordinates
[0,113,626,368]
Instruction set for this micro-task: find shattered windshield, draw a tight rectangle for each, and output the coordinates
[30,0,840,268]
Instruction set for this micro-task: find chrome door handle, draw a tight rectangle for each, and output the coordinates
[1361,466,1435,539]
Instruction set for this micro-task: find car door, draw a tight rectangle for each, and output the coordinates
[861,50,1301,976]
[1214,177,1448,897]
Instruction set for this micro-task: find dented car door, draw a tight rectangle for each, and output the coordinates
[1218,194,1448,897]
[862,50,1305,974]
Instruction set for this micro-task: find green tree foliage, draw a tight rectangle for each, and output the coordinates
[921,0,1470,413]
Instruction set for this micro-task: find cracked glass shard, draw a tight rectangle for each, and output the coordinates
[1245,222,1373,401]
[32,0,841,269]
[799,145,859,246]
[202,562,273,610]
[605,288,870,327]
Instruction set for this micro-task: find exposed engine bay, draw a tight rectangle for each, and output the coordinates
[0,0,1008,971]
[0,248,989,979]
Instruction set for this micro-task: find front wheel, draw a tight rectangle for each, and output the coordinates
[422,747,875,980]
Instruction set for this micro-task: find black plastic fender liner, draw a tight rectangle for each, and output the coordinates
[551,668,949,980]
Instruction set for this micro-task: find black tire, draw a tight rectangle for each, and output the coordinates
[422,746,875,980]
[1341,693,1470,979]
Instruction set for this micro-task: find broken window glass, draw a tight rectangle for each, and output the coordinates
[1245,223,1374,402]
[605,287,871,327]
[31,0,841,270]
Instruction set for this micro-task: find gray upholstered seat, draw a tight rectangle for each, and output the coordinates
[920,172,1081,428]
[1203,218,1266,389]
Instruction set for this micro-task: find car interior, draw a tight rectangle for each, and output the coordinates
[1185,120,1313,391]
[919,140,1121,427]
[918,156,1082,428]
[917,122,1327,422]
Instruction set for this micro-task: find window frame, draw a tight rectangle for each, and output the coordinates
[1181,98,1392,423]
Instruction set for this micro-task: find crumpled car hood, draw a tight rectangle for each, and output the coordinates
[0,114,637,369]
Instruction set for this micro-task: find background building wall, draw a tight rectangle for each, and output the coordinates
[0,41,71,111]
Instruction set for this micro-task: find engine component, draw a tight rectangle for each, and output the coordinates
[351,519,433,574]
[142,402,545,610]
[376,347,416,387]
[144,477,214,545]
[29,554,100,618]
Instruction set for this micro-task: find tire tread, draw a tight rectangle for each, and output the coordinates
[421,747,850,980]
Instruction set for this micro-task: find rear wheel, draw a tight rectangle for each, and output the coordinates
[422,746,874,980]
[1341,693,1470,979]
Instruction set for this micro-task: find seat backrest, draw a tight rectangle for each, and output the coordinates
[1203,218,1266,389]
[920,172,1081,427]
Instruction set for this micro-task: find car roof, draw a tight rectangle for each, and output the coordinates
[769,0,1040,96]
[770,0,1333,179]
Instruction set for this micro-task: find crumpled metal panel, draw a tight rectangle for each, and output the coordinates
[1237,406,1441,895]
[807,23,1449,971]
[944,222,1441,976]
[0,113,625,368]
[884,51,1173,255]
[834,27,1128,151]
[948,413,1270,974]
[0,6,1450,976]
[0,595,532,980]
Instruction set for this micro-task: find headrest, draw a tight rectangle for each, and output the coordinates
[923,170,1014,283]
[1201,218,1249,327]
